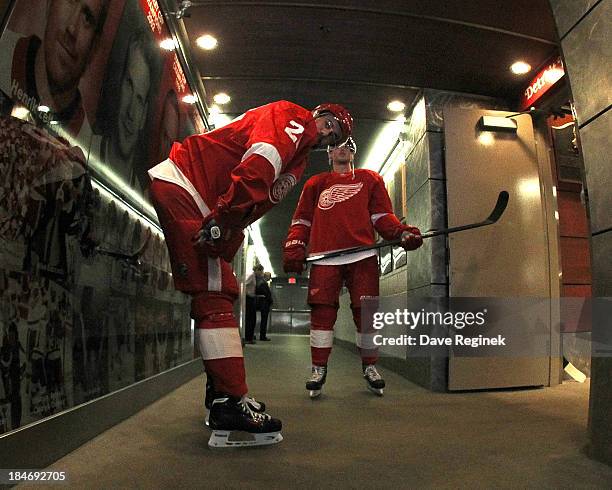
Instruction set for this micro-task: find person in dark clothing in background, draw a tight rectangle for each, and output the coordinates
[243,264,260,344]
[256,271,273,341]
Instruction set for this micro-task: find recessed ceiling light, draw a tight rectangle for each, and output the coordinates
[510,61,531,75]
[182,94,197,104]
[11,106,30,120]
[387,100,405,112]
[196,34,218,50]
[213,93,230,105]
[159,38,176,51]
[37,105,50,113]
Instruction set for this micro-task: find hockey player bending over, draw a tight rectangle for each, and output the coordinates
[283,137,422,398]
[148,101,353,446]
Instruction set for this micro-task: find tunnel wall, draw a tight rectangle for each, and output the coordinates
[549,0,612,467]
[0,0,202,439]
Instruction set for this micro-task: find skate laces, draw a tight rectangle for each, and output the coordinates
[309,365,327,381]
[364,365,381,381]
[239,396,269,422]
[244,395,261,410]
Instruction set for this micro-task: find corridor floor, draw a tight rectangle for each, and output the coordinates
[34,335,612,488]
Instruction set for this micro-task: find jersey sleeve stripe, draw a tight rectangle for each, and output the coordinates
[291,219,312,227]
[242,142,282,179]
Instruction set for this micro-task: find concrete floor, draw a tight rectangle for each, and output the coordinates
[28,335,612,488]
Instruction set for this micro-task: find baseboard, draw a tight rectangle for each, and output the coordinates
[0,359,202,469]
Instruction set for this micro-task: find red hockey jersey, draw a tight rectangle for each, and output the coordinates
[287,168,405,259]
[149,100,318,228]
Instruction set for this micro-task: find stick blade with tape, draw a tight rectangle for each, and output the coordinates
[486,191,509,224]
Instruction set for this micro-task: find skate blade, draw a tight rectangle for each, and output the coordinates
[208,430,283,448]
[309,389,322,398]
[367,385,384,396]
[205,412,210,428]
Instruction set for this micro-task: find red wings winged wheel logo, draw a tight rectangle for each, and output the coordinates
[318,182,363,210]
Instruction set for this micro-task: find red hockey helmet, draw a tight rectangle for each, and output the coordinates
[312,103,353,145]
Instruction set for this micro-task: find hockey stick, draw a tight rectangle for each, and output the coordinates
[306,191,509,263]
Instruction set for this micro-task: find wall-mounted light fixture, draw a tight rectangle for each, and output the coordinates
[478,115,517,132]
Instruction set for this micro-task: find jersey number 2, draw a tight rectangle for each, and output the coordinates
[284,120,304,146]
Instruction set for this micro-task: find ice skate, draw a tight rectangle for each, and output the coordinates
[306,365,327,398]
[363,364,385,396]
[204,377,266,427]
[207,395,282,448]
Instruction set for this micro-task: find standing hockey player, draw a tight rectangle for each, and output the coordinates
[282,137,422,398]
[148,101,352,446]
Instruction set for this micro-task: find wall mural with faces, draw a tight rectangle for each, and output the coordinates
[0,0,203,435]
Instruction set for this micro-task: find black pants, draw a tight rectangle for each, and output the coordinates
[244,296,257,341]
[259,305,270,339]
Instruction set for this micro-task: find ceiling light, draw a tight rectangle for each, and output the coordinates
[11,106,30,120]
[182,94,197,104]
[37,105,50,113]
[213,93,230,105]
[510,61,531,75]
[159,38,176,51]
[387,100,405,112]
[196,34,218,50]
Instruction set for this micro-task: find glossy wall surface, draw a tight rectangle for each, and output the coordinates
[0,0,202,435]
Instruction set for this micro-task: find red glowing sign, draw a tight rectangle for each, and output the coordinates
[520,56,565,110]
[288,277,297,284]
[140,0,165,37]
